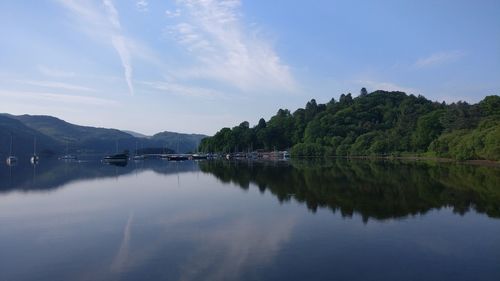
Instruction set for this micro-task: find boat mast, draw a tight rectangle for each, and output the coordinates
[177,135,179,154]
[33,136,37,155]
[9,134,13,156]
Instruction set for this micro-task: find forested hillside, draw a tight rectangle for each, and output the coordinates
[198,90,500,161]
[149,131,207,154]
[0,114,207,157]
[0,115,60,158]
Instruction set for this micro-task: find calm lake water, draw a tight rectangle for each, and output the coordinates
[0,158,499,281]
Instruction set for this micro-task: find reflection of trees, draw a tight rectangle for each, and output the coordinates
[199,159,500,221]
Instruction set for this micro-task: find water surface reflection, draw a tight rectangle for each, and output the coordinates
[200,159,500,220]
[0,159,498,281]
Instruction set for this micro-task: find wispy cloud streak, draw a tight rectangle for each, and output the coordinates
[167,0,296,93]
[0,90,119,106]
[165,8,181,18]
[18,80,95,92]
[415,50,465,68]
[139,80,225,99]
[136,0,148,12]
[112,35,134,95]
[103,0,134,95]
[38,65,76,78]
[57,0,134,95]
[103,0,121,29]
[111,212,134,273]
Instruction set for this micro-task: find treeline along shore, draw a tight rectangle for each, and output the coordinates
[198,89,500,161]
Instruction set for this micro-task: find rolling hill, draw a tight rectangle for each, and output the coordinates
[0,115,60,158]
[149,131,207,154]
[0,114,207,159]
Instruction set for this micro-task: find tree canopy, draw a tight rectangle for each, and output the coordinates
[198,90,500,161]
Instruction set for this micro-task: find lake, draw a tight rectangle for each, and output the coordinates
[0,158,499,281]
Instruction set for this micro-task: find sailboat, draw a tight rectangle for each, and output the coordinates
[168,137,188,161]
[59,139,77,161]
[132,141,145,160]
[30,136,39,164]
[6,134,17,166]
[103,140,129,163]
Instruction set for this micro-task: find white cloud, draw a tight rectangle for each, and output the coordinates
[103,0,121,29]
[166,0,297,93]
[165,8,181,18]
[56,0,296,98]
[177,217,296,281]
[415,50,464,68]
[121,207,297,281]
[56,0,103,26]
[110,212,134,273]
[37,65,76,78]
[17,80,95,92]
[112,35,134,95]
[136,0,148,12]
[56,0,135,95]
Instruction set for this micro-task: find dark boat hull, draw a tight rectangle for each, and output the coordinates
[103,153,129,162]
[191,155,208,160]
[168,155,189,161]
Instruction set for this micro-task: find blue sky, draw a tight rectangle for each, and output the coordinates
[0,0,498,135]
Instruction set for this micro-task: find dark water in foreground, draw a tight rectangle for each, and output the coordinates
[0,159,499,281]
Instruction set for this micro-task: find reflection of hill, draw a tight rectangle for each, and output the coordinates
[0,159,200,193]
[199,159,500,220]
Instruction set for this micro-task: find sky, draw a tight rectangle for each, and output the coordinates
[0,0,499,135]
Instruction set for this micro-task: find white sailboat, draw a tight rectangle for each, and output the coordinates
[133,141,145,160]
[30,136,39,164]
[6,134,17,166]
[59,139,77,161]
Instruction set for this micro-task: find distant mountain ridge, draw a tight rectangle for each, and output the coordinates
[122,130,150,138]
[0,114,207,159]
[150,131,208,154]
[0,115,60,158]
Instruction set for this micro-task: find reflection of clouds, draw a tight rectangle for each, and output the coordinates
[105,209,297,280]
[110,211,134,273]
[178,216,296,281]
[103,210,219,273]
[415,236,460,257]
[155,209,215,226]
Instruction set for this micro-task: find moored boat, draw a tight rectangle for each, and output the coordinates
[168,155,189,161]
[104,141,128,164]
[103,153,129,162]
[133,154,145,161]
[6,135,17,166]
[30,137,39,164]
[59,155,78,161]
[190,154,208,160]
[60,139,77,161]
[30,155,39,164]
[6,156,17,166]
